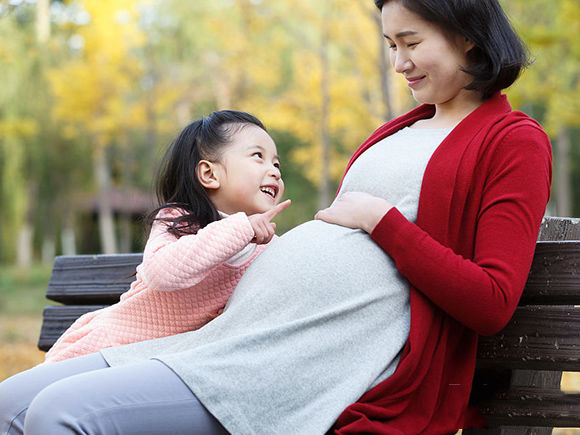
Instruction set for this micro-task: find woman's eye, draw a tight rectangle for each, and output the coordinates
[252,152,263,159]
[389,44,397,50]
[408,42,418,48]
[274,162,280,169]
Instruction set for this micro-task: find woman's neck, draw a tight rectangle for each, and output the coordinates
[413,91,483,129]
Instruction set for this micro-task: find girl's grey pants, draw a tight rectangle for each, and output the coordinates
[0,352,228,434]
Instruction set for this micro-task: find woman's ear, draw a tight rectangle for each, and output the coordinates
[197,160,221,190]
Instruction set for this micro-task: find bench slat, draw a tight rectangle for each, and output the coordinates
[37,305,108,351]
[46,254,142,304]
[479,388,580,428]
[477,305,580,371]
[520,241,580,305]
[43,242,580,306]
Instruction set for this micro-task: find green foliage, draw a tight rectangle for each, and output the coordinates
[0,0,578,262]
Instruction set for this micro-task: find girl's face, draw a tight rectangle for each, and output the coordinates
[202,124,284,216]
[382,1,477,111]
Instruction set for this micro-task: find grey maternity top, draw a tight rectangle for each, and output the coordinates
[102,127,451,435]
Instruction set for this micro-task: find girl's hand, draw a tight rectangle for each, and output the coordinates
[314,192,392,233]
[248,199,291,244]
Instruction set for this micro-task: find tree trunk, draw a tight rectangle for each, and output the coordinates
[318,6,331,209]
[204,52,231,110]
[373,13,394,121]
[119,214,132,253]
[35,0,50,44]
[61,211,76,256]
[94,142,117,254]
[42,235,55,265]
[555,128,571,217]
[17,182,38,267]
[16,224,33,268]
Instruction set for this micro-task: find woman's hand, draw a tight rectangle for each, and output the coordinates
[248,199,291,244]
[314,192,392,233]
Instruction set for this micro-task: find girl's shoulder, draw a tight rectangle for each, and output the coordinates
[149,207,192,235]
[155,206,188,219]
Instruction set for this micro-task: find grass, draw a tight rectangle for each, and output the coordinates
[0,264,54,315]
[0,264,52,380]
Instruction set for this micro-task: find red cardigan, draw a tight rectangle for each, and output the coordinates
[332,93,552,434]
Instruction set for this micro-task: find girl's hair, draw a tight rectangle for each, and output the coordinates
[146,110,267,237]
[374,0,529,99]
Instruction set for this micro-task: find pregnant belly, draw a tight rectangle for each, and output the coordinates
[225,220,409,319]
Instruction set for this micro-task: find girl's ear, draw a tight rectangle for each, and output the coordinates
[464,38,475,53]
[197,160,221,190]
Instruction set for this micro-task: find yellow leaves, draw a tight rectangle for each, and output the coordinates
[559,0,580,28]
[544,89,580,135]
[49,0,145,142]
[0,119,37,138]
[503,0,580,137]
[80,0,145,61]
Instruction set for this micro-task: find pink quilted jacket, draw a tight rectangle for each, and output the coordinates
[44,209,272,363]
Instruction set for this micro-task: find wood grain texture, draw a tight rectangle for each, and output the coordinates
[37,305,109,351]
[46,254,142,304]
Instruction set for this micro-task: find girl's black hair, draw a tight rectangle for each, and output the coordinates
[146,110,267,237]
[374,0,529,99]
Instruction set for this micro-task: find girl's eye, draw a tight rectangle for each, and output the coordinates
[252,152,263,159]
[389,43,396,50]
[274,162,280,169]
[408,42,418,48]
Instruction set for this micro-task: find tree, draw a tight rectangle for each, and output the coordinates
[49,0,146,253]
[506,0,580,216]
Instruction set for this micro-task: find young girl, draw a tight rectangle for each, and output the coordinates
[44,110,290,363]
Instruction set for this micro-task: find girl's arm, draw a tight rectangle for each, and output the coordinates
[139,209,255,291]
[317,125,551,336]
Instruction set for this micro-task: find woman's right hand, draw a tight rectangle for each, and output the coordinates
[248,199,291,244]
[315,192,392,234]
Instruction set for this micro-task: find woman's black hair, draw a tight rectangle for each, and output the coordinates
[146,110,267,237]
[374,0,529,99]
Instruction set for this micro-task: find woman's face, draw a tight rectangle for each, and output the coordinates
[381,1,476,109]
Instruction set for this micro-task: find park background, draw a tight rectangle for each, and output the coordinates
[0,0,579,432]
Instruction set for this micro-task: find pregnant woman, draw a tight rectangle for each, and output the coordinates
[0,0,552,434]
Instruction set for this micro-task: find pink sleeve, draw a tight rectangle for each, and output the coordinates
[139,210,255,291]
[370,126,551,336]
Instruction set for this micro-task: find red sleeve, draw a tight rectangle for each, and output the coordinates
[370,126,552,335]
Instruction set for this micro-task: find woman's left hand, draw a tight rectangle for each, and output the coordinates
[314,192,393,233]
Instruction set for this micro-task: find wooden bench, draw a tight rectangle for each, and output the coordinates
[37,216,580,434]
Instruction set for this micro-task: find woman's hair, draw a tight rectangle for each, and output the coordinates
[374,0,529,99]
[146,110,267,237]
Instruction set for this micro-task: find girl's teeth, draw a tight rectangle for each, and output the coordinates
[261,188,274,197]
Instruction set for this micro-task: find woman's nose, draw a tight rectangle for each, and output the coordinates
[393,51,412,74]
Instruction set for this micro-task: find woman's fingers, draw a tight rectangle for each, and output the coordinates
[314,192,393,233]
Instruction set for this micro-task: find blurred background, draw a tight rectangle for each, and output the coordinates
[0,1,579,430]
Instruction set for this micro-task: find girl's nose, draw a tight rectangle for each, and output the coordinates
[269,165,281,180]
